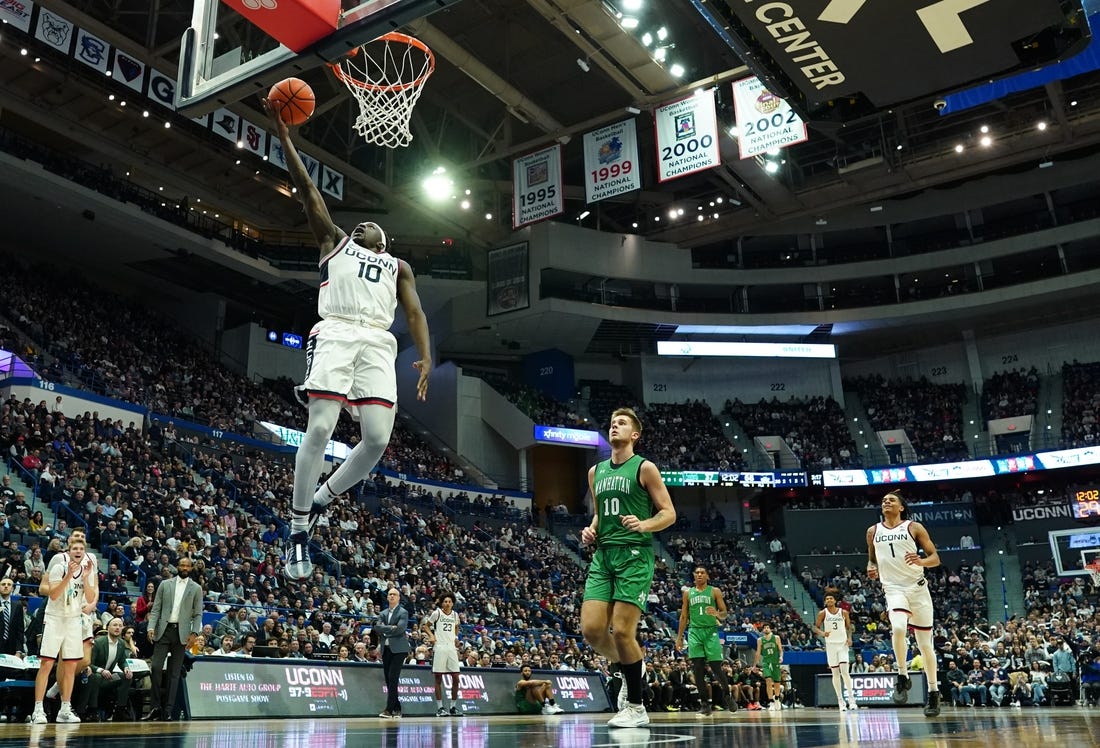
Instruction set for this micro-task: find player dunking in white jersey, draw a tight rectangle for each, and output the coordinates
[866,491,942,717]
[423,592,462,716]
[263,99,432,581]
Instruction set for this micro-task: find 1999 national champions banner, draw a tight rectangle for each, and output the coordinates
[186,658,610,718]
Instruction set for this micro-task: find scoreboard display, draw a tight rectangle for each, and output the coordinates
[1071,487,1100,520]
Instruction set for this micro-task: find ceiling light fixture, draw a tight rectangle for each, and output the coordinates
[1037,121,1048,131]
[670,63,685,77]
[578,210,591,220]
[621,17,639,29]
[954,144,964,153]
[576,58,590,73]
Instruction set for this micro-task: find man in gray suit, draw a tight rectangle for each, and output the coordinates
[145,556,203,721]
[376,588,410,718]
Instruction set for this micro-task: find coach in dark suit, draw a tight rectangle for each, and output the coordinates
[0,577,26,656]
[375,588,410,718]
[145,556,203,721]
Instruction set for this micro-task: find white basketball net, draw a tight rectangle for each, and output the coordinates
[1089,564,1100,588]
[329,33,434,149]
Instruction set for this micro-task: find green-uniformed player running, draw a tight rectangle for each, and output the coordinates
[676,566,734,716]
[754,622,785,711]
[580,408,677,729]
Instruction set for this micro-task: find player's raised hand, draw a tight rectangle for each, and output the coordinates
[262,97,291,138]
[413,358,432,401]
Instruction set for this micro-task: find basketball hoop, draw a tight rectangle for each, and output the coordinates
[328,32,435,148]
[1087,561,1100,588]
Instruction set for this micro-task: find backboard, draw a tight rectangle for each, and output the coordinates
[176,0,460,115]
[1048,527,1100,578]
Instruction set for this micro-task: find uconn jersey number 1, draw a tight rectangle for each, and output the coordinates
[319,236,399,328]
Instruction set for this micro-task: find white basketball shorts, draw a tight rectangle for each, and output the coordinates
[41,615,85,660]
[883,580,934,629]
[826,642,850,668]
[297,318,398,411]
[432,646,461,674]
[81,612,93,642]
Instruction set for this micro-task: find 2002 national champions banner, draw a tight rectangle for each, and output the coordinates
[654,92,721,182]
[582,119,641,204]
[731,75,808,160]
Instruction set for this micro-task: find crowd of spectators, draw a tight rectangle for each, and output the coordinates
[848,375,969,464]
[469,370,585,428]
[635,401,744,472]
[1063,361,1100,448]
[982,368,1040,422]
[724,396,860,470]
[582,381,637,429]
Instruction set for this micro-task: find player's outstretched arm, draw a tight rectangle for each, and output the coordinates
[397,260,432,402]
[262,98,342,254]
[580,466,598,546]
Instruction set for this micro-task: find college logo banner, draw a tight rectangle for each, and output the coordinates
[582,119,640,204]
[147,69,176,109]
[238,117,267,157]
[35,9,74,54]
[73,28,110,74]
[486,242,530,317]
[654,92,720,182]
[732,76,808,159]
[210,108,241,143]
[512,144,562,229]
[0,0,34,32]
[111,51,146,93]
[321,165,344,200]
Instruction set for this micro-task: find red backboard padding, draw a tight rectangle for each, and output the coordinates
[220,0,341,54]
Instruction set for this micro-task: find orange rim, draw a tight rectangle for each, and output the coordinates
[327,32,435,93]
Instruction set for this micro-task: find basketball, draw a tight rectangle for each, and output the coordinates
[268,77,315,126]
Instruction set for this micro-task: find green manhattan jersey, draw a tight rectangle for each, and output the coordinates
[760,634,780,664]
[593,454,653,547]
[688,586,718,627]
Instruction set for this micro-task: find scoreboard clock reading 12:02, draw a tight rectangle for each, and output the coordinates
[1071,488,1100,520]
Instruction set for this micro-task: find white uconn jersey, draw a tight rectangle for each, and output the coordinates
[873,520,924,587]
[429,609,459,649]
[318,236,400,328]
[823,608,846,644]
[45,551,92,618]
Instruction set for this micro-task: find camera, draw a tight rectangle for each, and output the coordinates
[933,98,947,112]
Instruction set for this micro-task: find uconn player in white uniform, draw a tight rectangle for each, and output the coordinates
[866,491,942,717]
[813,587,857,711]
[32,538,97,724]
[423,592,463,716]
[264,98,432,581]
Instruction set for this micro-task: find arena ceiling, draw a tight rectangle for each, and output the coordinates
[2,1,1100,360]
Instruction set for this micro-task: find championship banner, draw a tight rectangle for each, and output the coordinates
[654,92,721,182]
[512,144,562,229]
[0,0,34,32]
[486,242,530,317]
[186,658,610,718]
[732,76,808,159]
[582,119,640,204]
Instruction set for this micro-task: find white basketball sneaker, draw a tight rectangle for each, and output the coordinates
[30,707,48,725]
[608,703,650,728]
[56,705,81,723]
[283,531,313,581]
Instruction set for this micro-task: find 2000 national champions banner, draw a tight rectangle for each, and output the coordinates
[654,92,721,182]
